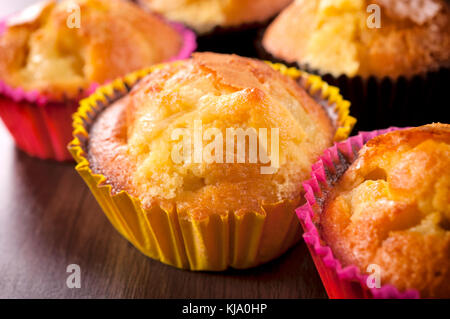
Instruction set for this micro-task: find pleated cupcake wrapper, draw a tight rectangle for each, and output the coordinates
[295,128,421,299]
[0,95,86,161]
[0,18,196,161]
[139,0,274,58]
[195,20,275,57]
[256,40,449,132]
[303,67,449,133]
[68,62,355,271]
[163,20,197,62]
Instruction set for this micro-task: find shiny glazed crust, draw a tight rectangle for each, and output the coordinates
[0,0,183,100]
[88,53,336,220]
[321,123,450,298]
[262,0,450,78]
[139,0,293,34]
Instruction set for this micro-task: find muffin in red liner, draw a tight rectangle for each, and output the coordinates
[0,0,196,161]
[295,126,450,299]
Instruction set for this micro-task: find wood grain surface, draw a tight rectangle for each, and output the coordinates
[0,123,327,299]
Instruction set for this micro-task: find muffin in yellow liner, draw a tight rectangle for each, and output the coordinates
[68,53,355,271]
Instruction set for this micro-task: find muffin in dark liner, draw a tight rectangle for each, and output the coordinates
[136,0,293,58]
[256,33,450,132]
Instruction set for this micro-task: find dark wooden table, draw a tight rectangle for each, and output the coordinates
[0,122,326,299]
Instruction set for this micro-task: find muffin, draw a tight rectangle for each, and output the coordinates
[261,0,450,131]
[138,0,293,35]
[138,0,293,56]
[0,0,196,161]
[297,123,450,298]
[69,52,355,270]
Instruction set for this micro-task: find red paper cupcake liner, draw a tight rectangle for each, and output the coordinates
[0,95,80,161]
[0,17,196,161]
[295,128,421,299]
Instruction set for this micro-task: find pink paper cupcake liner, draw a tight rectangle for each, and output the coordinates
[0,17,196,161]
[295,127,421,299]
[168,21,197,61]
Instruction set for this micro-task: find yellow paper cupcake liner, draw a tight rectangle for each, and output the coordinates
[68,61,356,271]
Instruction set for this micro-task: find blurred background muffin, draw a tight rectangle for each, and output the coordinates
[69,53,354,270]
[138,0,292,56]
[261,0,450,131]
[0,0,195,161]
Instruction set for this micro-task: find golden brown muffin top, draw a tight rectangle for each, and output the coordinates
[88,53,335,220]
[0,0,183,100]
[139,0,293,34]
[263,0,450,78]
[321,123,450,298]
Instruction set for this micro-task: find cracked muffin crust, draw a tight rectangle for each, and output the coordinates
[321,123,450,298]
[88,53,336,220]
[262,0,450,78]
[0,0,183,100]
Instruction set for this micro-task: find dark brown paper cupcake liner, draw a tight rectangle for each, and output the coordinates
[256,36,450,131]
[316,68,450,132]
[195,20,276,57]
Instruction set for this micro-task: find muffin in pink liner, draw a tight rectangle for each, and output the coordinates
[296,124,450,299]
[0,0,196,161]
